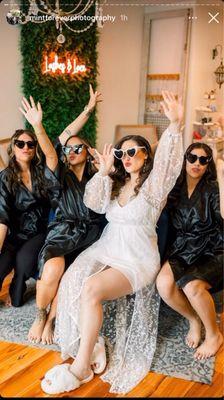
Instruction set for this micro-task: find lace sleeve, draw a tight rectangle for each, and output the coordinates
[141,125,183,209]
[83,172,113,214]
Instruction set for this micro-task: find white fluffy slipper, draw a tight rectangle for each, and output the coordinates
[91,336,107,374]
[44,363,71,380]
[41,363,94,395]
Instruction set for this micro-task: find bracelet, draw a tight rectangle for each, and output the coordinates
[64,129,72,137]
[34,126,44,135]
[84,105,94,117]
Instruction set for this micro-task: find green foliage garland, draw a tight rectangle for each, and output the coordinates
[20,1,98,146]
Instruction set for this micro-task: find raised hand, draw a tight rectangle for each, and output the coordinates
[87,84,102,112]
[88,147,100,170]
[19,96,42,128]
[93,144,114,176]
[160,91,183,124]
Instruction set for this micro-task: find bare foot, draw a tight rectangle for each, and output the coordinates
[186,317,202,349]
[4,295,12,307]
[90,337,106,373]
[70,362,93,382]
[28,308,47,343]
[194,331,223,360]
[41,318,54,345]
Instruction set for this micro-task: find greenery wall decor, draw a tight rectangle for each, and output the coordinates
[20,1,98,145]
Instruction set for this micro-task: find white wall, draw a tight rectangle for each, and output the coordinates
[148,16,186,74]
[97,4,144,150]
[185,3,224,148]
[0,6,23,140]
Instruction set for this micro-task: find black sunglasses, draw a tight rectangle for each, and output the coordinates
[186,153,212,166]
[14,139,37,149]
[62,143,86,155]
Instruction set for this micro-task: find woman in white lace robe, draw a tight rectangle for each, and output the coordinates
[41,91,184,395]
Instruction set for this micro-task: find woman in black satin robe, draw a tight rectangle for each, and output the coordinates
[28,85,106,345]
[156,142,223,360]
[37,138,106,273]
[0,107,59,307]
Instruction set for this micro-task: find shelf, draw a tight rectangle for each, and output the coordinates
[146,94,163,100]
[146,94,178,100]
[147,73,180,80]
[193,121,214,126]
[193,138,224,151]
[206,137,224,143]
[195,107,214,113]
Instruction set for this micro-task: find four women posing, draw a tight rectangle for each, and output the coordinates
[0,87,223,395]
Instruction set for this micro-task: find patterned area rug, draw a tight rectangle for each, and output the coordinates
[0,279,219,385]
[151,302,215,384]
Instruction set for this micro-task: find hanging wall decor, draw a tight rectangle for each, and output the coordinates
[42,52,87,76]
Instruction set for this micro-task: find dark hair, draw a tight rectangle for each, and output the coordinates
[168,142,217,207]
[7,129,47,197]
[110,135,153,200]
[64,134,97,178]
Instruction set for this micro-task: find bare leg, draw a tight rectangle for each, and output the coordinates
[156,261,201,348]
[41,293,58,345]
[183,280,223,359]
[69,267,132,381]
[28,257,65,343]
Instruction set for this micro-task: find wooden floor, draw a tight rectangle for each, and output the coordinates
[0,274,223,398]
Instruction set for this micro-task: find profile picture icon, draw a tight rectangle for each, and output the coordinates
[6,9,22,25]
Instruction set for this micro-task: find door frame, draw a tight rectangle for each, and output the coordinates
[138,8,193,124]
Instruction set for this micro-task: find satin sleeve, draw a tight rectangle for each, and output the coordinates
[210,185,223,225]
[141,125,184,213]
[0,171,13,226]
[84,172,113,214]
[54,138,65,163]
[44,165,61,209]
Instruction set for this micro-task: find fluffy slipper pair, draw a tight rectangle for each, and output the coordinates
[41,336,106,395]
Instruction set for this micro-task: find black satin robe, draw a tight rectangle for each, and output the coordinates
[38,140,107,276]
[0,166,60,243]
[168,179,223,292]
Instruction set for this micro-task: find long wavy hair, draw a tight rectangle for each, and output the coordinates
[7,129,47,197]
[168,142,217,208]
[110,135,153,200]
[63,135,97,179]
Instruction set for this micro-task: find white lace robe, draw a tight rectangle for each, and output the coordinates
[54,126,183,394]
